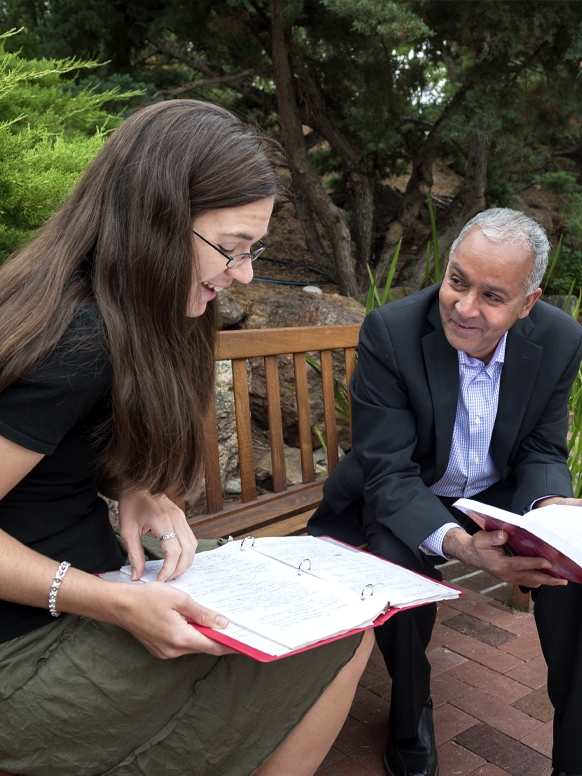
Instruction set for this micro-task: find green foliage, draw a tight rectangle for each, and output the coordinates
[485,165,517,208]
[365,240,402,314]
[0,31,137,260]
[543,234,563,294]
[63,72,157,115]
[535,172,582,296]
[305,354,349,423]
[320,0,431,41]
[5,0,582,292]
[426,192,440,282]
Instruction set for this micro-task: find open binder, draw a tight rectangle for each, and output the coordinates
[100,536,462,662]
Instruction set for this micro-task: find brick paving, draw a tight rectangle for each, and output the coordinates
[317,585,554,776]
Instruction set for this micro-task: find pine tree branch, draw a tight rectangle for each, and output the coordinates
[153,67,270,98]
[150,35,275,109]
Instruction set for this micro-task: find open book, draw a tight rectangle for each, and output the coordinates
[100,536,461,661]
[454,498,582,584]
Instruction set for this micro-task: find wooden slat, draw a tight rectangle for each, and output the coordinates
[250,511,314,538]
[231,358,256,502]
[264,355,287,492]
[188,480,324,538]
[293,352,315,482]
[203,401,223,514]
[320,349,339,473]
[217,324,361,360]
[345,346,357,443]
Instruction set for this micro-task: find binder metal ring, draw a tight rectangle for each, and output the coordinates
[240,535,255,549]
[360,583,374,600]
[297,558,311,575]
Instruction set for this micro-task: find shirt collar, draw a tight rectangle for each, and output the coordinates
[459,331,507,371]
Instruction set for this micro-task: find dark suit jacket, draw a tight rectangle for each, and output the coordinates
[308,284,582,561]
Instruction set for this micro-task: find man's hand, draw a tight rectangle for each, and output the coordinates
[442,527,568,588]
[118,489,197,583]
[534,496,582,509]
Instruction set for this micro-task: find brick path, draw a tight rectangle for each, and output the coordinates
[317,585,553,776]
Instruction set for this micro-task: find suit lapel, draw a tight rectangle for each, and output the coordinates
[422,300,459,480]
[490,316,542,471]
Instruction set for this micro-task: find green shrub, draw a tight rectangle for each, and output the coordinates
[0,31,138,262]
[535,171,582,295]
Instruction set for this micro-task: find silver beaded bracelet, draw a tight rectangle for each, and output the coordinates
[48,561,71,617]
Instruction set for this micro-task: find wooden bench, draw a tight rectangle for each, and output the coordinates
[187,323,361,540]
[188,322,532,612]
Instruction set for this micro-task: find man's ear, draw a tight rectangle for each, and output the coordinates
[519,287,542,318]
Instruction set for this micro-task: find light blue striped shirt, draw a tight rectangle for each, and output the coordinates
[421,333,507,557]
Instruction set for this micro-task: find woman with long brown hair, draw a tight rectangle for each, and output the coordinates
[0,100,373,775]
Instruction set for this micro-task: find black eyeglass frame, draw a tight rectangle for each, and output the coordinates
[192,229,267,269]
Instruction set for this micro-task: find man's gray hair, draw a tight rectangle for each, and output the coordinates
[449,208,550,295]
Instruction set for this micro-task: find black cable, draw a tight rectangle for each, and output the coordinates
[253,254,330,285]
[253,277,328,285]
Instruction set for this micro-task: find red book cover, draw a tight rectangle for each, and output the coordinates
[454,500,582,585]
[191,607,399,663]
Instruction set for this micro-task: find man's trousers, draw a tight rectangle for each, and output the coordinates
[360,483,582,770]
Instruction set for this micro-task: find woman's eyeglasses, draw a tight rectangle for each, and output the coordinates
[192,229,266,269]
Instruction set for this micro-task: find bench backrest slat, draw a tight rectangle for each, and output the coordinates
[232,357,256,502]
[203,399,223,513]
[293,351,316,483]
[344,346,357,442]
[264,354,287,492]
[320,348,339,472]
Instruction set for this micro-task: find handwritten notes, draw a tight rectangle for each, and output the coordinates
[120,536,460,657]
[250,536,461,607]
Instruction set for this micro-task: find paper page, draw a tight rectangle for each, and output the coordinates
[247,536,460,607]
[453,498,529,528]
[526,505,582,564]
[122,545,384,651]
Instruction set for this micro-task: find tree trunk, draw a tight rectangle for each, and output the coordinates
[298,72,375,293]
[397,132,490,292]
[270,3,359,297]
[398,131,442,234]
[292,189,332,278]
[373,87,470,286]
[397,88,467,235]
[347,166,376,290]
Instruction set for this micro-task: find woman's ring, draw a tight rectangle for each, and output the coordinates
[160,532,178,543]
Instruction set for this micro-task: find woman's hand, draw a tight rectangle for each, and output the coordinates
[111,580,236,659]
[118,489,197,583]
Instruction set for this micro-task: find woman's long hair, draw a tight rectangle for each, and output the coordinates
[0,100,280,497]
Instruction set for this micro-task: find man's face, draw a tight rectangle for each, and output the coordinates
[439,227,542,363]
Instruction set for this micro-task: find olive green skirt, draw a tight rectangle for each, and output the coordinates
[0,539,362,776]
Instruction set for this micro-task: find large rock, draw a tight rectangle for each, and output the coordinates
[244,291,365,330]
[218,290,245,329]
[514,195,553,236]
[245,292,365,448]
[255,444,346,488]
[213,359,243,485]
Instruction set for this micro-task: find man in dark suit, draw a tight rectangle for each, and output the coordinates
[309,208,582,776]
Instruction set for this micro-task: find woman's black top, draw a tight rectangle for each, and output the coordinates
[0,306,125,643]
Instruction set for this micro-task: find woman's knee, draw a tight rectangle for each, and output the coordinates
[339,630,374,685]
